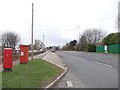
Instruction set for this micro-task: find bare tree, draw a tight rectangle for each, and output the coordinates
[79,36,87,51]
[118,14,120,31]
[82,28,106,44]
[118,2,120,31]
[1,31,20,51]
[62,43,69,50]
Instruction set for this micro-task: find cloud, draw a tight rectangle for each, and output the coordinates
[0,0,119,46]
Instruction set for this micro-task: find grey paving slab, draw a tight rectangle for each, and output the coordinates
[43,51,66,70]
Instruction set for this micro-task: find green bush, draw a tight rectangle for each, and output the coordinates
[87,44,96,52]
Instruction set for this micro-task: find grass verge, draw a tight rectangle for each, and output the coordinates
[2,59,63,88]
[0,72,2,90]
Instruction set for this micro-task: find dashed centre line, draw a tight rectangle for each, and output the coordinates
[95,62,112,67]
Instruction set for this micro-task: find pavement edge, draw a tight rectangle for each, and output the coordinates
[42,52,68,89]
[45,67,68,89]
[41,51,48,59]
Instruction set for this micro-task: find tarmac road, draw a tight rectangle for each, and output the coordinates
[55,51,118,88]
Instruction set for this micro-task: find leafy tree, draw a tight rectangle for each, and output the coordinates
[62,40,77,51]
[69,40,77,50]
[69,40,77,47]
[103,32,120,45]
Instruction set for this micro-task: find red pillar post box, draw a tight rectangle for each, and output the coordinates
[20,45,29,64]
[3,48,13,71]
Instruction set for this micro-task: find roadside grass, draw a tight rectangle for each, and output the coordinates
[0,56,2,64]
[0,47,2,63]
[0,73,2,89]
[2,59,63,88]
[0,47,1,55]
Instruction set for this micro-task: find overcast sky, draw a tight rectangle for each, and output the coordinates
[0,0,119,47]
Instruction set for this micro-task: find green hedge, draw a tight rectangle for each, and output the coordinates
[96,46,104,53]
[96,44,120,54]
[108,44,120,54]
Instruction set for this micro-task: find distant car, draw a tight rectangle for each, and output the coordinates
[51,49,55,52]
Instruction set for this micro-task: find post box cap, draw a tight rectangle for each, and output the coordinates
[20,44,28,47]
[4,48,13,50]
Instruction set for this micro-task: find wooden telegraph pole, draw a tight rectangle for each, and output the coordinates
[31,3,34,60]
[43,34,44,44]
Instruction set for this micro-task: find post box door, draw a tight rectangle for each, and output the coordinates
[20,45,28,63]
[3,48,13,69]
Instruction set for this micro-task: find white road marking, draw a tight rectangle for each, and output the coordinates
[95,62,112,67]
[66,81,73,88]
[42,52,48,59]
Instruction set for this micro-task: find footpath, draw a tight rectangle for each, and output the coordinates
[43,51,66,70]
[42,51,67,88]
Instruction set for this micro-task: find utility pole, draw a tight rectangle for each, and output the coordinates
[43,34,44,44]
[42,34,44,50]
[78,26,80,51]
[78,26,80,40]
[31,3,34,60]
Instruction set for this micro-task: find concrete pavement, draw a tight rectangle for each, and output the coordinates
[43,51,66,70]
[42,51,67,88]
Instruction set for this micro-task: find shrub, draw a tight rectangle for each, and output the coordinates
[87,44,96,52]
